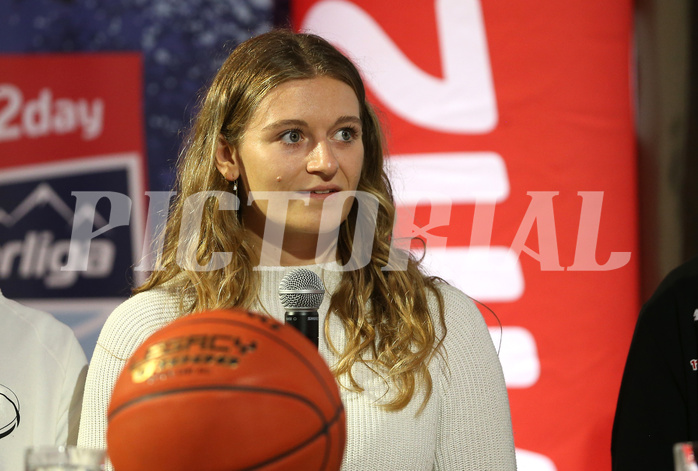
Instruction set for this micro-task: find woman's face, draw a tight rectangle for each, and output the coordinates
[218,76,364,242]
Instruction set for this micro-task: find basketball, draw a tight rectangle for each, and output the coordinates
[106,308,346,471]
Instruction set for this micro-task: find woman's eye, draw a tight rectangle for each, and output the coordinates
[334,128,356,142]
[281,130,302,144]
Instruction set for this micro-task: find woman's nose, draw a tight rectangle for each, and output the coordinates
[307,141,339,178]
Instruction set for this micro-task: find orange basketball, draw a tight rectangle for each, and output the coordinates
[107,309,346,471]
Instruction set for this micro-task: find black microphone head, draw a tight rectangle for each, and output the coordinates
[279,268,324,311]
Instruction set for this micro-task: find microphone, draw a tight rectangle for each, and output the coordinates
[279,268,324,348]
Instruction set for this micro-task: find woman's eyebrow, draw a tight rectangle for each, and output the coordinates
[335,116,362,127]
[261,119,308,132]
[261,116,362,133]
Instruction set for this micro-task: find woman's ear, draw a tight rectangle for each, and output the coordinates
[215,134,240,181]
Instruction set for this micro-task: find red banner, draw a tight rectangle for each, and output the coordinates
[0,53,148,358]
[1,54,145,165]
[292,1,638,469]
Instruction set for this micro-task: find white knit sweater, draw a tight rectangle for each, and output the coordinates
[78,264,516,470]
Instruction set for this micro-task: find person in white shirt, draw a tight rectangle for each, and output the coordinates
[78,29,516,470]
[0,290,87,471]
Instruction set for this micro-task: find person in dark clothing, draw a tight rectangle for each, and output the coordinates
[612,257,698,470]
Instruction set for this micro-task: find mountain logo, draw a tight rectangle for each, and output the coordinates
[0,157,141,299]
[0,182,107,229]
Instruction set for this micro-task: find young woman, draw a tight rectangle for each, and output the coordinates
[78,29,517,470]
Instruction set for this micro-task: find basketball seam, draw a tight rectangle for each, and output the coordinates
[109,384,345,471]
[108,384,329,422]
[239,403,345,471]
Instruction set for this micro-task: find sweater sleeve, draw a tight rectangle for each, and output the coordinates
[434,284,517,470]
[77,289,180,467]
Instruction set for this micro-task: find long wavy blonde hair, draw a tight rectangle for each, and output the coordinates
[136,30,446,411]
